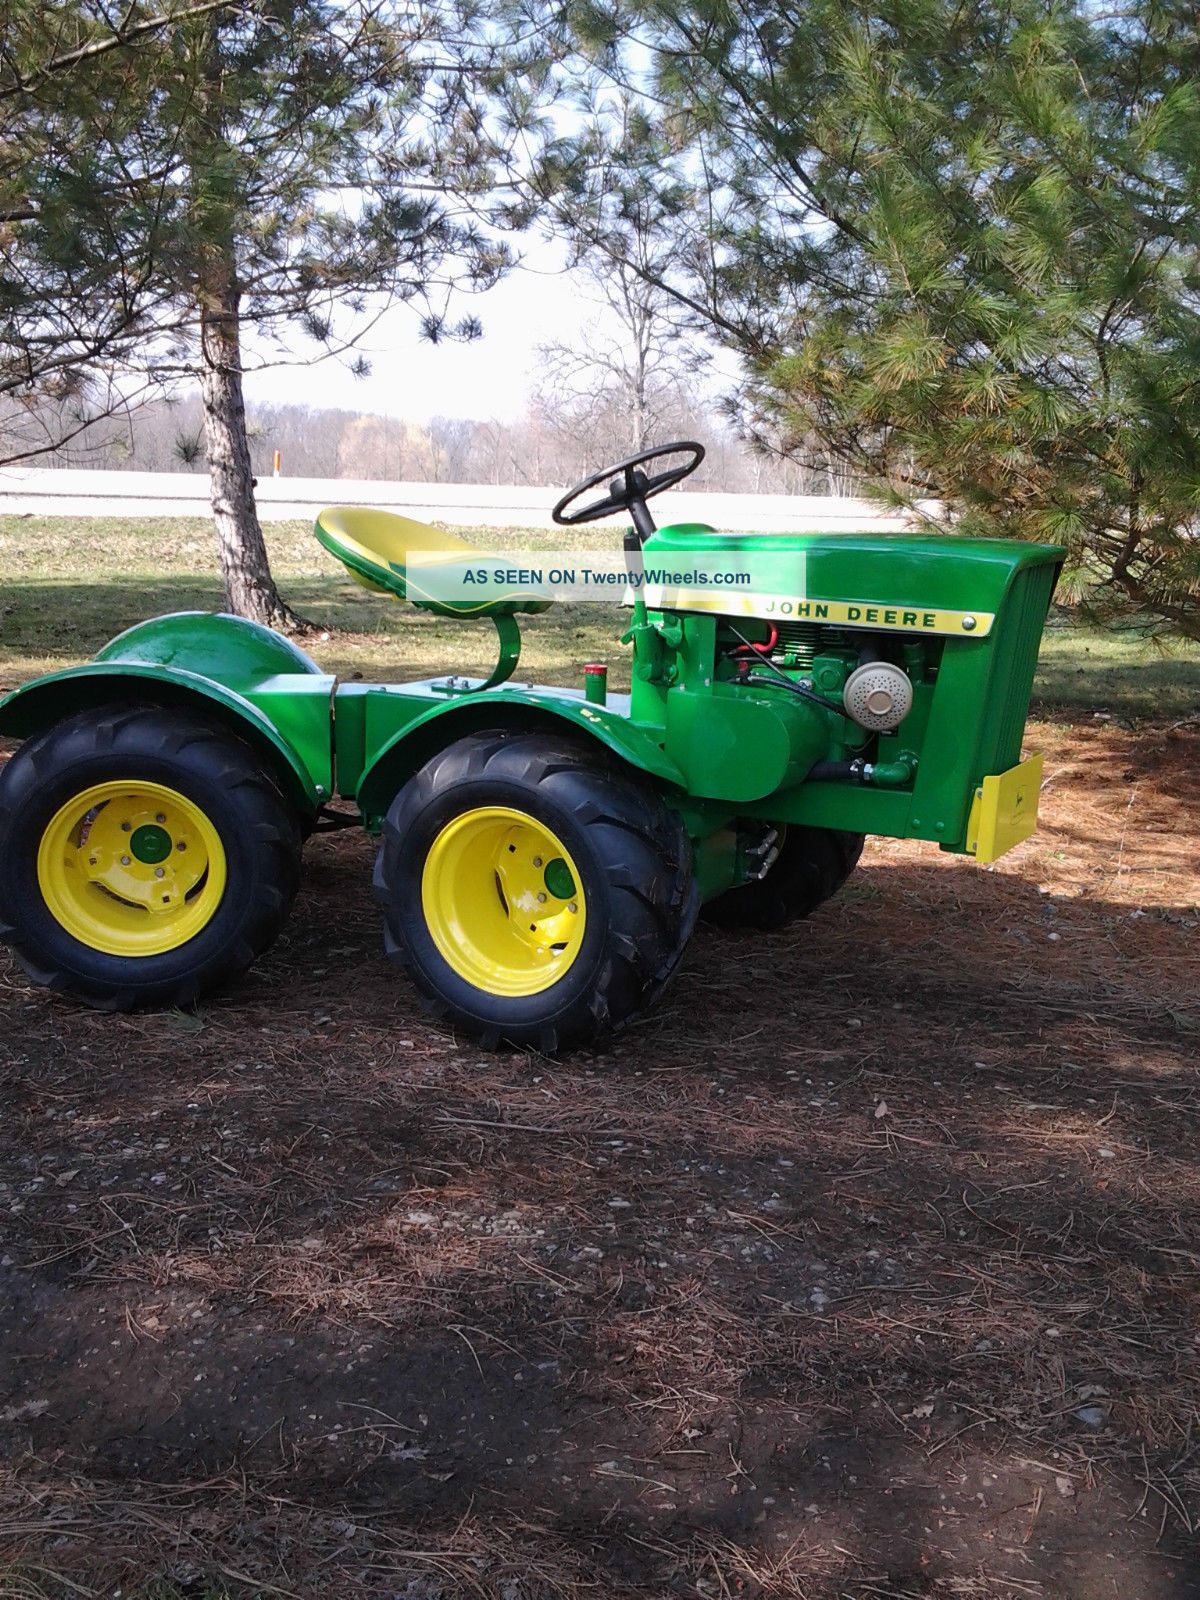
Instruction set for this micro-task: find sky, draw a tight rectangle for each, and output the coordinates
[241,238,600,425]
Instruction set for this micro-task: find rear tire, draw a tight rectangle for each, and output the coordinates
[374,731,698,1051]
[0,706,302,1009]
[703,825,864,932]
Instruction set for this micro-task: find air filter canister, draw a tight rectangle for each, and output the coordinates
[842,662,914,732]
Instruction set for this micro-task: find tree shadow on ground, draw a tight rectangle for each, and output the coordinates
[1,840,1197,1597]
[0,575,403,658]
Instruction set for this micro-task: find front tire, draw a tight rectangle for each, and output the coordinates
[0,706,302,1009]
[374,731,698,1051]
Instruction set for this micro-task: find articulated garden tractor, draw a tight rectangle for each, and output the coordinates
[0,443,1062,1050]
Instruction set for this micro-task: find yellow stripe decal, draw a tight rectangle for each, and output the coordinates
[644,589,995,637]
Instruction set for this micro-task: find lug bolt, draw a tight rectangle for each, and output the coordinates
[121,821,131,832]
[567,902,577,914]
[176,841,187,852]
[155,867,165,879]
[536,891,547,903]
[532,855,543,868]
[155,812,166,823]
[120,855,130,866]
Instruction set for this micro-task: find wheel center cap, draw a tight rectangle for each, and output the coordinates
[130,824,172,864]
[543,856,576,899]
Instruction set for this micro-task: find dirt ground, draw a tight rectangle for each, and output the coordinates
[1,715,1198,1600]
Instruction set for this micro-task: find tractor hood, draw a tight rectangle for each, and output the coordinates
[644,525,1065,639]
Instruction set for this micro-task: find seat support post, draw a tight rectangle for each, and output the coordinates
[430,614,522,694]
[477,613,522,691]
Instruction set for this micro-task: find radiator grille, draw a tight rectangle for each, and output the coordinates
[982,563,1058,771]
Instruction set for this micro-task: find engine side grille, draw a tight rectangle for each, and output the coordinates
[772,620,826,669]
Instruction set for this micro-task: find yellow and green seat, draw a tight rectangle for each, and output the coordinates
[314,508,551,689]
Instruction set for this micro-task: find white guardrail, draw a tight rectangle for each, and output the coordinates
[0,467,934,533]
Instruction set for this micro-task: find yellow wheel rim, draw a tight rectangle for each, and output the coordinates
[421,806,587,997]
[36,780,227,957]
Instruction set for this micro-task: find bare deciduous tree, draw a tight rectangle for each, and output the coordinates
[534,222,705,465]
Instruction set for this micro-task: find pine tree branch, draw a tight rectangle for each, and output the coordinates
[0,0,238,101]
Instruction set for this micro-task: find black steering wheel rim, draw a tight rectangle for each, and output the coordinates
[551,440,705,527]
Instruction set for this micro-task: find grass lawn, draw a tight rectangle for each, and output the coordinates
[1034,617,1200,720]
[2,514,1198,717]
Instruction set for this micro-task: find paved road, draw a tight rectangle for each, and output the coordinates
[0,467,931,531]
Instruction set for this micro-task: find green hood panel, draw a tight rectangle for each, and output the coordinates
[648,526,1064,636]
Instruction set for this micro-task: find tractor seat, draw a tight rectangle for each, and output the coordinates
[314,507,552,618]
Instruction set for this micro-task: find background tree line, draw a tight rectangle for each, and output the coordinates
[13,392,855,495]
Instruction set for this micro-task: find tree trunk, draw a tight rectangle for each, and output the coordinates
[197,269,306,632]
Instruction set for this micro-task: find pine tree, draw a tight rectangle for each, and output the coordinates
[0,4,229,463]
[3,2,540,628]
[547,0,1200,639]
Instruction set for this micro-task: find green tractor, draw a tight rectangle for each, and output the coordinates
[0,443,1062,1050]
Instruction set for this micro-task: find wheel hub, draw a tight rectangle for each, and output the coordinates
[37,780,227,956]
[421,806,586,997]
[130,823,172,864]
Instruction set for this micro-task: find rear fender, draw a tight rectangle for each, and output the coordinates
[0,613,331,812]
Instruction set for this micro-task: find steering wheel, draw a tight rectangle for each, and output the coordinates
[551,440,705,544]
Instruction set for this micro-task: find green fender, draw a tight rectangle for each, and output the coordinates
[0,612,333,813]
[350,685,687,824]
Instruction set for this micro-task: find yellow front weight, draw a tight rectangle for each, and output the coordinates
[966,752,1045,864]
[421,806,587,997]
[37,780,227,956]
